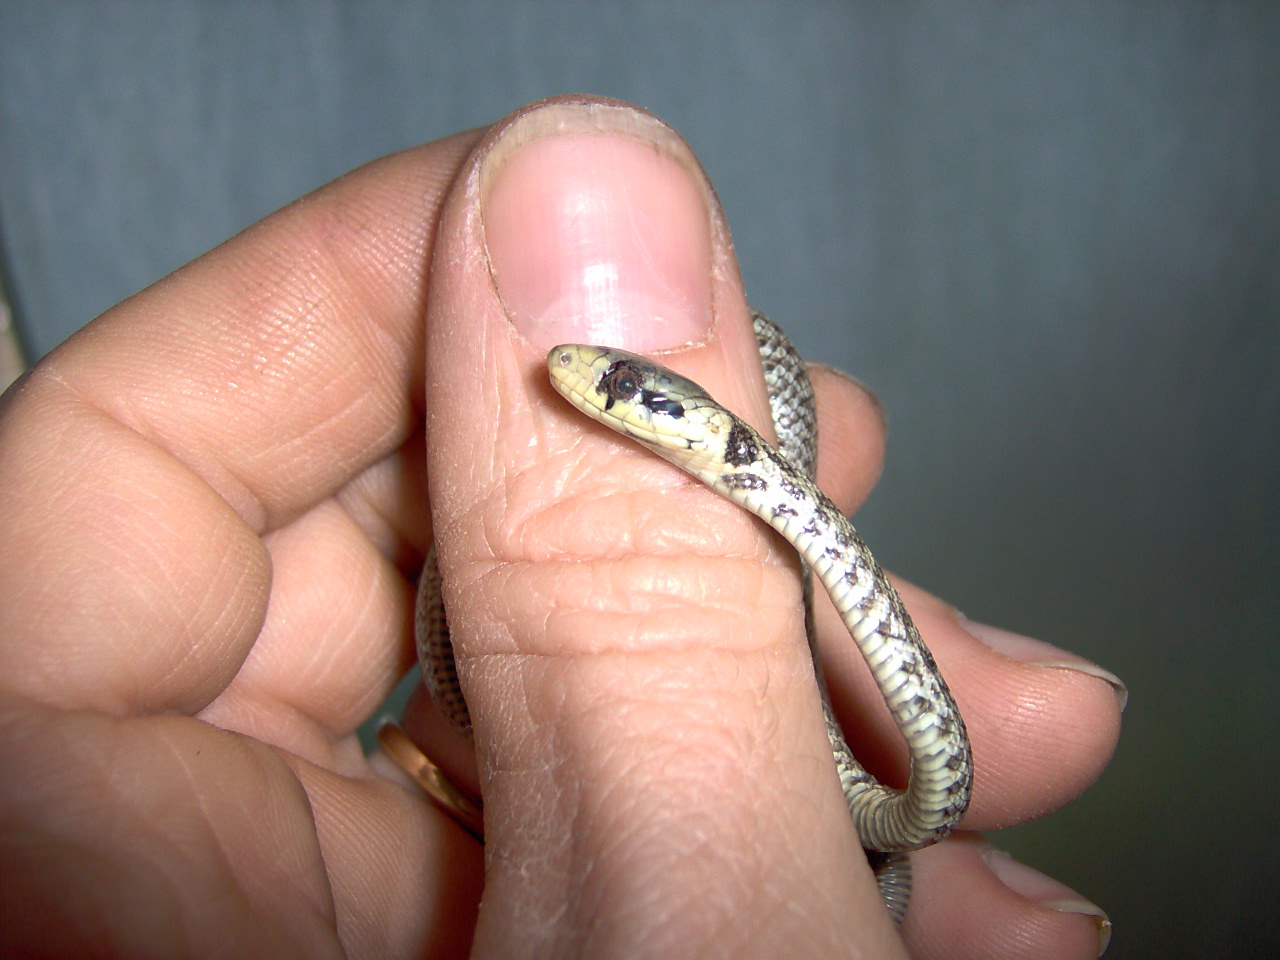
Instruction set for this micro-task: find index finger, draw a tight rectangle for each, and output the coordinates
[0,131,479,716]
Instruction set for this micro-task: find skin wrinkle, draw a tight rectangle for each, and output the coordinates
[567,760,733,948]
[159,737,243,889]
[115,348,305,520]
[47,368,274,555]
[455,560,798,660]
[211,768,333,945]
[274,616,369,723]
[220,508,413,742]
[332,437,432,562]
[462,452,779,570]
[91,718,295,931]
[436,427,797,682]
[17,429,262,717]
[113,209,419,526]
[488,632,829,834]
[471,627,829,926]
[584,820,714,952]
[87,396,264,560]
[262,182,431,347]
[461,553,785,617]
[579,729,842,957]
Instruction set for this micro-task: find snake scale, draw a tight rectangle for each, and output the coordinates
[415,312,973,922]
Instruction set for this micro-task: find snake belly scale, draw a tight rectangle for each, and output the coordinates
[415,313,973,922]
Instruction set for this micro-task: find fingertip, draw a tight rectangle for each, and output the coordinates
[809,363,887,515]
[960,617,1128,714]
[906,835,1111,960]
[945,606,1123,828]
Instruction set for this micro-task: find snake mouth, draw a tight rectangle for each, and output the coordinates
[547,343,611,419]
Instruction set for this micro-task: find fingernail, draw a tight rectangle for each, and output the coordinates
[984,847,1113,956]
[961,618,1129,713]
[477,99,715,352]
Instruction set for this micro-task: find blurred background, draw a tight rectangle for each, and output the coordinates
[1,2,1276,956]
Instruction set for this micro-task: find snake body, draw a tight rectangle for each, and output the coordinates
[417,314,972,921]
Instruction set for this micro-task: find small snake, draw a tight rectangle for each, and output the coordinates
[417,313,973,922]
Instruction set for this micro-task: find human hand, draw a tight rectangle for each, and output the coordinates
[0,95,1121,959]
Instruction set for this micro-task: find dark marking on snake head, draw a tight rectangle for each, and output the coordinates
[724,422,758,467]
[600,360,647,412]
[642,390,684,418]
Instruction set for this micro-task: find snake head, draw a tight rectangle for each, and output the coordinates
[547,344,715,458]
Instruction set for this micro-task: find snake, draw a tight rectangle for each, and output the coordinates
[415,312,973,922]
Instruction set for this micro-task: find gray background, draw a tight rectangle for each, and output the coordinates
[2,2,1276,957]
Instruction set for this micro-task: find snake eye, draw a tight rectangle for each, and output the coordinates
[601,362,643,405]
[612,370,639,397]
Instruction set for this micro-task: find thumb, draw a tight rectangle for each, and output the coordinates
[422,96,903,958]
